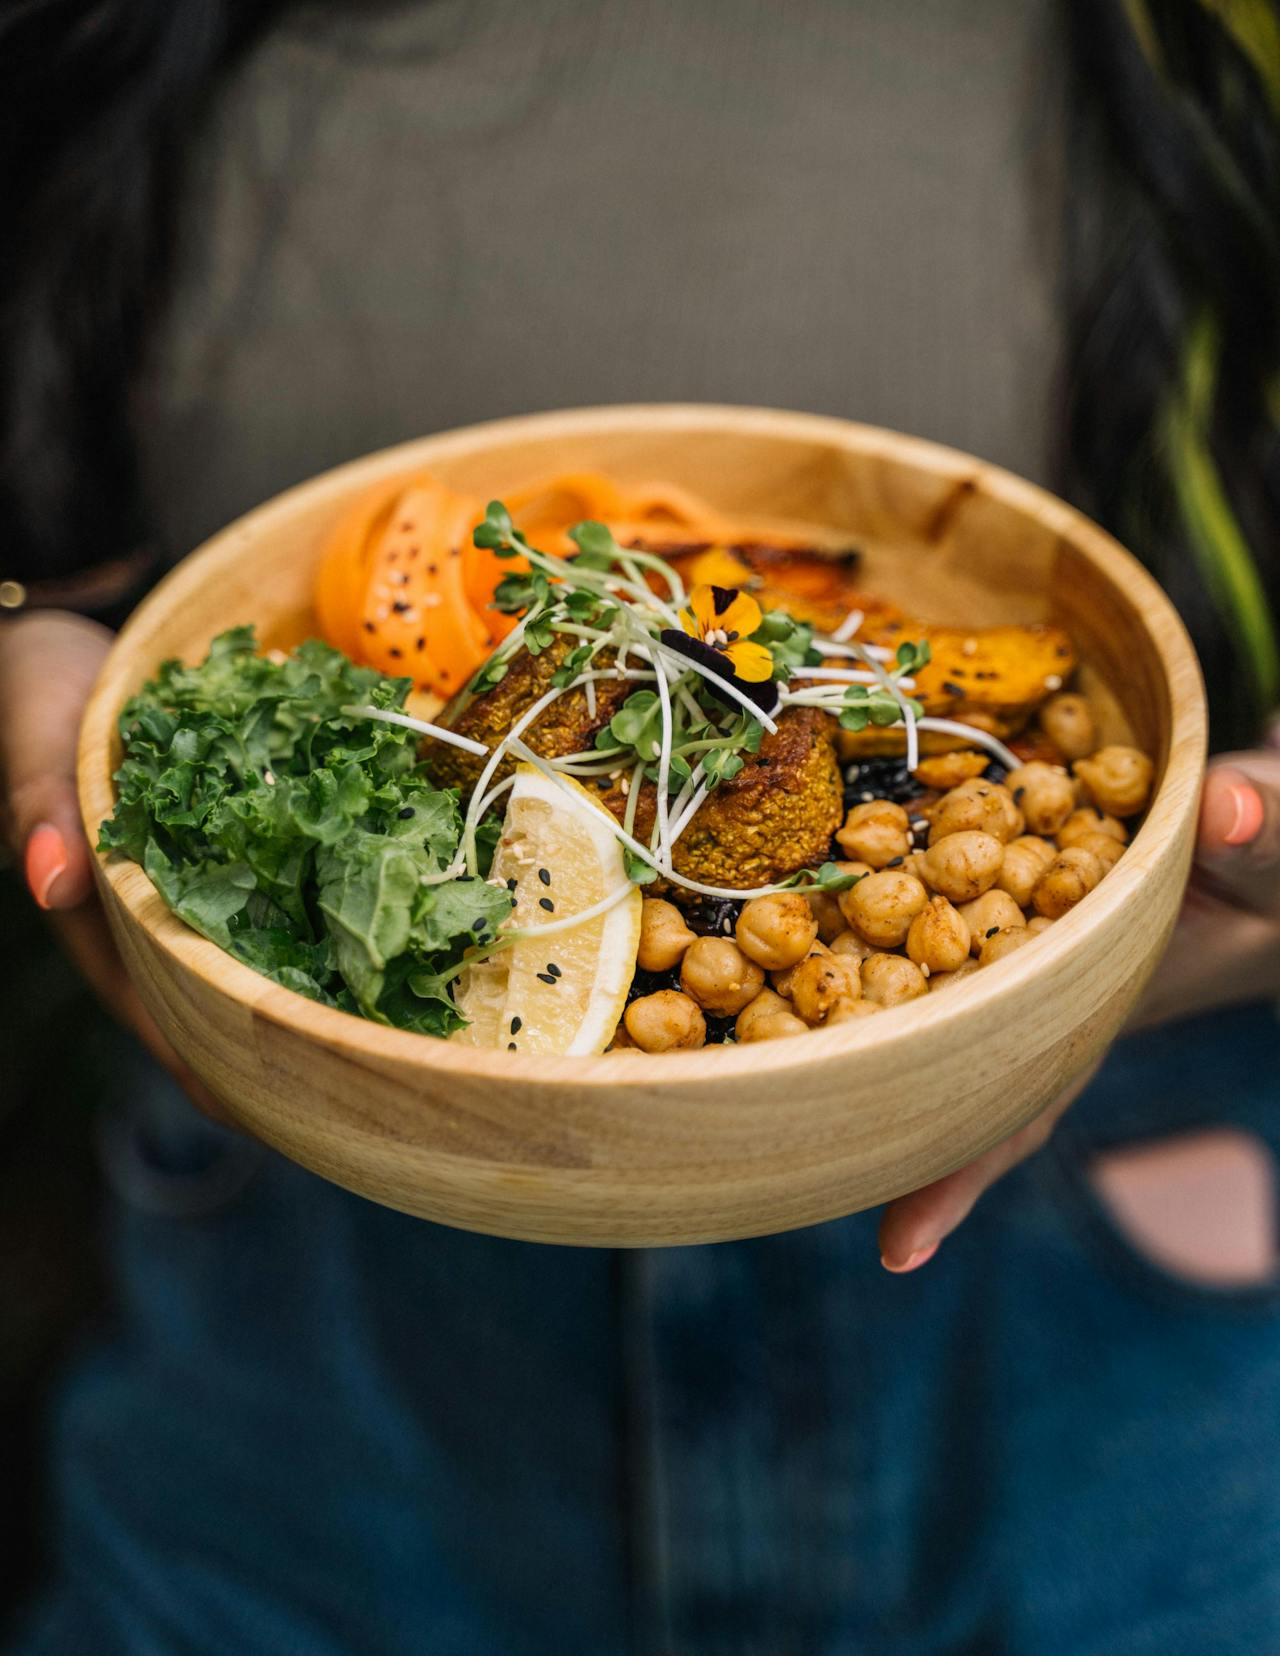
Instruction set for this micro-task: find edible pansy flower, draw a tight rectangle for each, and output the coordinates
[660,584,779,711]
[686,547,756,590]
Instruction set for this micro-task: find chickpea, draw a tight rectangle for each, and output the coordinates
[829,929,874,963]
[636,898,697,972]
[1006,761,1076,836]
[1068,829,1125,872]
[1073,745,1154,818]
[995,835,1056,907]
[736,893,819,971]
[735,988,809,1043]
[1058,808,1127,850]
[929,778,1023,845]
[1032,846,1105,920]
[918,830,1004,903]
[835,799,911,868]
[905,895,971,973]
[860,952,929,1007]
[928,958,981,992]
[772,941,830,998]
[807,888,848,944]
[790,952,862,1025]
[913,749,989,791]
[1038,691,1096,761]
[957,890,1025,955]
[840,870,929,949]
[679,937,765,1016]
[1025,915,1055,935]
[825,996,881,1023]
[977,926,1036,967]
[624,990,706,1052]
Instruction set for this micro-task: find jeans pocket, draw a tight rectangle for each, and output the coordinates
[1045,1126,1280,1320]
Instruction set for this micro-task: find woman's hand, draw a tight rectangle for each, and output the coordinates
[878,744,1280,1272]
[0,611,223,1116]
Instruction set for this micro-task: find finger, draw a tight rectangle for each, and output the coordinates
[878,1062,1100,1271]
[1195,752,1280,919]
[0,612,113,910]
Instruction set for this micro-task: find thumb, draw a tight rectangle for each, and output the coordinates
[1195,739,1280,921]
[0,612,113,910]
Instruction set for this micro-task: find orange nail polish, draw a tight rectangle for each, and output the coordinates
[1223,782,1265,847]
[881,1240,940,1274]
[25,823,68,909]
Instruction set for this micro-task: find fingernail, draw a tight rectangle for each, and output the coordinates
[25,822,68,909]
[1222,782,1265,847]
[881,1240,940,1274]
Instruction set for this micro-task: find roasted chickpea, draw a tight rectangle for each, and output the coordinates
[1073,745,1154,817]
[636,898,697,972]
[807,889,848,944]
[1038,691,1096,761]
[977,926,1036,967]
[840,870,929,949]
[995,834,1056,907]
[928,778,1023,845]
[790,952,862,1025]
[1006,761,1076,836]
[1068,829,1125,872]
[825,996,881,1023]
[624,990,706,1052]
[860,952,929,1006]
[835,799,911,868]
[957,890,1025,955]
[679,937,765,1016]
[1058,808,1127,850]
[736,893,820,971]
[1032,846,1105,919]
[928,958,981,992]
[772,941,830,998]
[913,750,989,791]
[735,989,809,1043]
[905,895,971,973]
[829,929,874,963]
[918,830,1004,903]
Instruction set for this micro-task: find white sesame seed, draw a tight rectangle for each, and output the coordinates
[1044,674,1063,691]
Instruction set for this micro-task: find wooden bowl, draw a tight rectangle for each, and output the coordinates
[77,406,1206,1246]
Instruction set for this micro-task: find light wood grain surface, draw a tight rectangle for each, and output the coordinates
[77,406,1207,1245]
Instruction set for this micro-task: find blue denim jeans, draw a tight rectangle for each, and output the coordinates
[11,1004,1280,1655]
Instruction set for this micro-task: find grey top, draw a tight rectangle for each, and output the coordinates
[142,0,1062,561]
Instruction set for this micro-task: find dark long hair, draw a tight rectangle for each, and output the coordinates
[3,0,1278,744]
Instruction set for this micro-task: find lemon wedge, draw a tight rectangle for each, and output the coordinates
[452,765,641,1055]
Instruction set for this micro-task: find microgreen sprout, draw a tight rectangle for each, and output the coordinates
[454,504,999,915]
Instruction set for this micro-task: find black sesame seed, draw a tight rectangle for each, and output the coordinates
[416,637,426,651]
[397,806,414,819]
[942,680,964,696]
[508,1041,518,1051]
[1013,787,1026,803]
[510,1016,523,1035]
[472,918,488,933]
[539,897,554,912]
[392,600,410,614]
[507,877,518,890]
[536,971,556,985]
[538,867,551,886]
[547,963,562,978]
[986,925,1000,938]
[389,647,402,659]
[886,855,905,868]
[363,621,376,634]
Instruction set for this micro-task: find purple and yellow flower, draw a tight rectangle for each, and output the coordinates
[660,584,779,712]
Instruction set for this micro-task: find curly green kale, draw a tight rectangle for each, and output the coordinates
[99,627,509,1037]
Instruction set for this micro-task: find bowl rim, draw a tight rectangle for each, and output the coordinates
[78,403,1208,1087]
